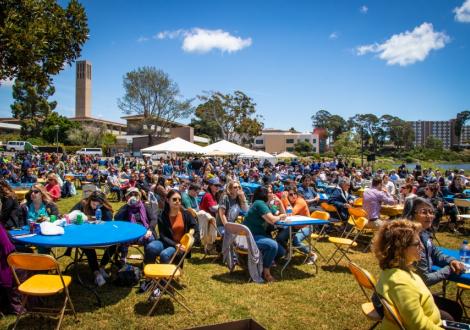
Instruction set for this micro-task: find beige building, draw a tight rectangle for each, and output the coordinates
[252,129,320,154]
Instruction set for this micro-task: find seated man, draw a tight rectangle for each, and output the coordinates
[362,176,396,228]
[328,178,355,221]
[20,168,37,184]
[106,168,122,200]
[182,183,201,210]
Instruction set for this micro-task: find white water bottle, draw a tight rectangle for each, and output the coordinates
[460,240,470,264]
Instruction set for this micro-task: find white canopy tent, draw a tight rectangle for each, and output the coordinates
[202,140,255,156]
[141,137,206,154]
[276,151,298,159]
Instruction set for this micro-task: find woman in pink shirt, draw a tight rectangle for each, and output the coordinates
[45,173,61,201]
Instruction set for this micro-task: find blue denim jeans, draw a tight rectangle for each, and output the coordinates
[276,227,312,254]
[160,246,177,264]
[253,235,285,268]
[120,235,164,264]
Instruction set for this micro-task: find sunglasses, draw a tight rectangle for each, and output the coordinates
[409,241,421,247]
[231,186,240,189]
[171,197,181,202]
[288,193,297,197]
[31,190,41,194]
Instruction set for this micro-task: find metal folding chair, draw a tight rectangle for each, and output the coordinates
[7,253,77,330]
[143,234,195,316]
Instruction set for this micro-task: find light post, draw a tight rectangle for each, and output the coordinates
[54,124,60,154]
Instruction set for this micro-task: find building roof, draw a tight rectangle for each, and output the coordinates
[0,122,21,130]
[71,116,127,128]
[120,114,187,127]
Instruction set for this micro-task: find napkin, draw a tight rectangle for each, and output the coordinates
[40,221,65,236]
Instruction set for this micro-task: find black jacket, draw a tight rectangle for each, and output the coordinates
[158,208,196,248]
[0,196,21,229]
[114,203,159,238]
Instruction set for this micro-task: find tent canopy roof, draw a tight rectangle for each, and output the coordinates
[141,137,206,154]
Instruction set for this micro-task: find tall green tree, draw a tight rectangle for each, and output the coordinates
[41,112,81,145]
[348,114,383,153]
[294,140,313,154]
[0,0,89,86]
[118,67,193,137]
[425,135,443,150]
[311,109,347,142]
[455,110,470,147]
[195,91,263,143]
[333,131,360,159]
[386,117,415,150]
[11,79,57,137]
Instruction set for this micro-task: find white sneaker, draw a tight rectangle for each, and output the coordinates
[95,273,106,287]
[307,253,318,265]
[150,288,161,301]
[99,268,110,280]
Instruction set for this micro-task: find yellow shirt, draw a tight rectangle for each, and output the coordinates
[376,268,442,330]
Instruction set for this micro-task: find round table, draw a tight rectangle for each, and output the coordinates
[380,205,404,217]
[13,189,30,201]
[10,221,147,248]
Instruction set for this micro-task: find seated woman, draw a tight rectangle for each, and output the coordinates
[242,186,287,282]
[276,186,317,264]
[114,187,162,264]
[199,177,221,217]
[157,190,196,264]
[216,180,248,236]
[18,184,59,224]
[45,173,61,202]
[372,220,442,329]
[449,175,465,197]
[0,180,21,230]
[70,191,114,287]
[405,197,464,322]
[423,183,459,233]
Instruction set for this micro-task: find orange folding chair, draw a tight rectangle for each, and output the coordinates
[143,233,195,316]
[377,294,405,330]
[348,262,381,329]
[7,253,77,330]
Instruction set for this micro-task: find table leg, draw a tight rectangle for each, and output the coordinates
[280,226,293,278]
[70,248,103,306]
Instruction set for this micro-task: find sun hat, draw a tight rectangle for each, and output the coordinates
[126,187,141,197]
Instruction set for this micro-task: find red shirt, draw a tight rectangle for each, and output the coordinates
[45,184,61,201]
[199,192,217,216]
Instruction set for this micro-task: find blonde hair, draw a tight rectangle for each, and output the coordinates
[372,219,422,271]
[26,184,53,204]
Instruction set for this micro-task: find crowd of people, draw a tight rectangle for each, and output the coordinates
[0,150,469,327]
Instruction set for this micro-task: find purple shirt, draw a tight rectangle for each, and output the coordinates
[363,188,395,220]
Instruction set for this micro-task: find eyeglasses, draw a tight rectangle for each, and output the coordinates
[231,186,240,189]
[31,190,41,194]
[288,193,297,197]
[171,197,181,202]
[409,242,421,247]
[417,209,434,216]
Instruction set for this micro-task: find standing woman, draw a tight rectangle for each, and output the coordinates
[372,220,443,329]
[242,186,287,282]
[153,176,168,211]
[70,191,114,287]
[405,197,464,322]
[216,181,249,235]
[45,173,61,201]
[0,180,20,229]
[157,190,196,264]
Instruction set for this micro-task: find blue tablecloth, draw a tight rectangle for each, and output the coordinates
[9,182,33,189]
[9,221,146,248]
[241,182,261,193]
[434,247,470,285]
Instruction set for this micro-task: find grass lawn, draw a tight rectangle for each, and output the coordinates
[1,195,468,329]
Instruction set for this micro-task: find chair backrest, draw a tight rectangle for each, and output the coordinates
[8,253,58,271]
[348,207,368,218]
[353,197,363,207]
[310,210,330,220]
[179,233,195,252]
[321,202,337,213]
[454,198,470,208]
[348,262,377,293]
[378,295,405,330]
[224,222,249,237]
[186,208,197,219]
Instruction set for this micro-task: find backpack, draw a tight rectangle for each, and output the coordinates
[114,264,141,287]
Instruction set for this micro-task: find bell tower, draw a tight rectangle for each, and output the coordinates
[75,60,92,118]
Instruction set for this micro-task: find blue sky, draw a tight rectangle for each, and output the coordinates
[1,0,470,132]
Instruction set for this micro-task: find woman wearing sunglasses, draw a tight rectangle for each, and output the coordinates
[18,184,59,226]
[405,197,464,322]
[373,220,443,329]
[70,191,114,287]
[216,180,248,236]
[157,190,196,264]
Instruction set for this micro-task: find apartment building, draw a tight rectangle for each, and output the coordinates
[252,129,320,154]
[409,119,470,149]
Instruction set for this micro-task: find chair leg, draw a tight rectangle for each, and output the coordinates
[13,295,28,330]
[56,296,68,330]
[369,321,379,330]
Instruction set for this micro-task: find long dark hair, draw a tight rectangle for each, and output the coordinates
[81,191,113,216]
[403,197,434,220]
[0,179,17,200]
[161,189,183,220]
[253,186,269,203]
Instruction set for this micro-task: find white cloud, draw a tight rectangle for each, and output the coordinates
[356,22,450,66]
[329,32,339,40]
[137,36,149,43]
[360,5,368,14]
[156,28,252,53]
[0,78,15,87]
[454,0,470,23]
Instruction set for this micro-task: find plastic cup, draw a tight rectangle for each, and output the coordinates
[50,215,57,223]
[76,214,83,225]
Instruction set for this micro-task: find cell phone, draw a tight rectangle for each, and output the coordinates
[442,320,470,330]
